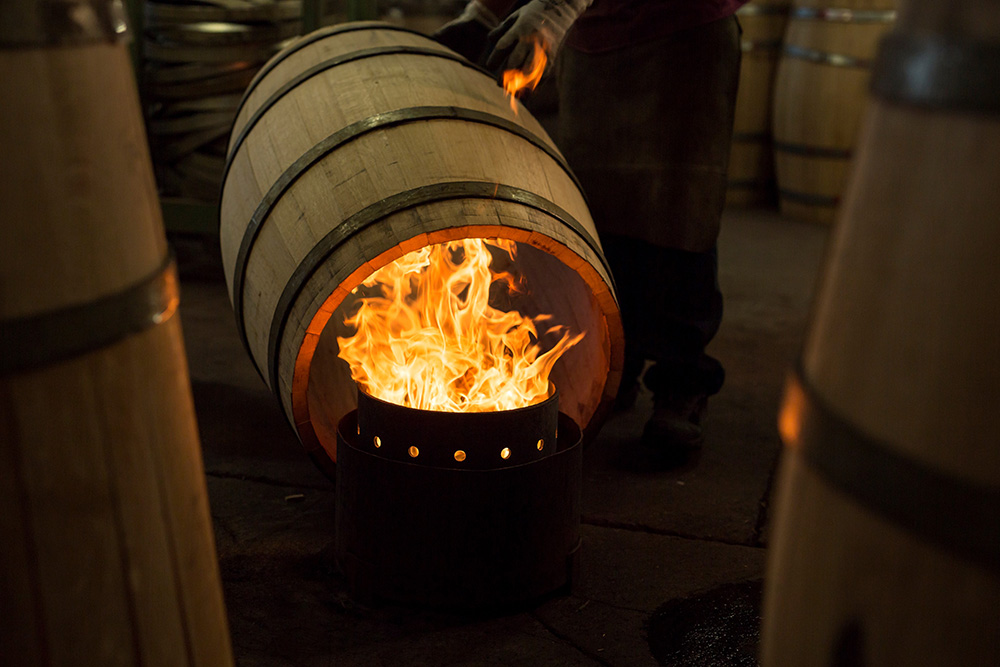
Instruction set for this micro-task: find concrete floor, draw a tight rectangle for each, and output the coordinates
[175,205,830,666]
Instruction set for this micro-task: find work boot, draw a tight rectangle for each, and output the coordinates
[642,392,708,451]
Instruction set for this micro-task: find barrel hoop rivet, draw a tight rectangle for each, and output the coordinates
[0,255,178,375]
[782,367,1000,572]
[783,43,872,69]
[871,31,1000,114]
[230,106,590,366]
[265,182,613,394]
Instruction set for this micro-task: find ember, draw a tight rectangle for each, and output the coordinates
[336,238,583,412]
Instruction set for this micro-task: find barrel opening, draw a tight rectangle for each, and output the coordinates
[292,225,620,463]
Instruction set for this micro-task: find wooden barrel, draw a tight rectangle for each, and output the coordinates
[772,0,897,223]
[0,4,233,665]
[762,1,1000,664]
[726,0,790,207]
[219,22,624,475]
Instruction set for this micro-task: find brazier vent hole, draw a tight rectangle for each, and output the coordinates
[408,446,420,458]
[501,447,511,460]
[454,450,466,462]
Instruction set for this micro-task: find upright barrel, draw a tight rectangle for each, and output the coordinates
[219,23,623,474]
[772,0,896,223]
[726,0,790,207]
[0,2,233,664]
[762,1,1000,664]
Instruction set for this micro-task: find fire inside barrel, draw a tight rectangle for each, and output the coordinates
[336,237,583,413]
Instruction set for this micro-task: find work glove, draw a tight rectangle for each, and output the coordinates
[485,0,593,75]
[432,0,501,65]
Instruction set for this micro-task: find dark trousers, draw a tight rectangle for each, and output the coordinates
[605,235,725,397]
[557,16,741,397]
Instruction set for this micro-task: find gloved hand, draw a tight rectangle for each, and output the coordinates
[485,0,593,74]
[432,0,502,65]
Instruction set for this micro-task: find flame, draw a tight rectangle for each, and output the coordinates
[502,36,548,113]
[337,238,584,412]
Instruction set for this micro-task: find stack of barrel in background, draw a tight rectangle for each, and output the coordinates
[142,0,305,203]
[1,0,233,663]
[762,0,1000,664]
[771,0,896,223]
[726,0,790,207]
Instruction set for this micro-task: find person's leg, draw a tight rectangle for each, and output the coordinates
[558,16,741,447]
